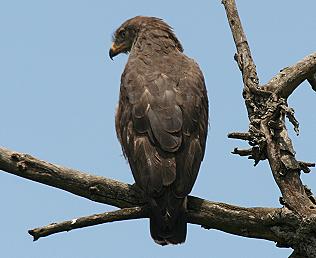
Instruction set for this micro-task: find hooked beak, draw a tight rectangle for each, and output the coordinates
[109,42,126,60]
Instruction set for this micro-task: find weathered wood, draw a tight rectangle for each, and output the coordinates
[222,0,316,257]
[28,207,148,241]
[0,146,300,246]
[265,53,316,97]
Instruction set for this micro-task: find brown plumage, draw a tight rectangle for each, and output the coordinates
[109,16,208,245]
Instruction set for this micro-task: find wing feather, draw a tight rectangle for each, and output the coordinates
[116,55,208,201]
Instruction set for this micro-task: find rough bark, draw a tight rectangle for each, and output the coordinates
[223,0,316,257]
[28,207,148,241]
[265,53,316,97]
[0,147,308,246]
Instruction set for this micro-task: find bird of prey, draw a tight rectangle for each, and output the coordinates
[109,16,208,245]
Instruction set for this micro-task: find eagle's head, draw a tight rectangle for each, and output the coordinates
[109,16,183,59]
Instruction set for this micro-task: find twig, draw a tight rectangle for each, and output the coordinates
[227,132,252,141]
[28,207,148,241]
[231,147,252,156]
[298,161,315,174]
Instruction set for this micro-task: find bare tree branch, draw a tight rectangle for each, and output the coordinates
[231,147,252,156]
[222,0,316,214]
[222,0,261,95]
[28,207,148,241]
[227,132,252,141]
[264,52,316,98]
[0,147,143,208]
[0,146,302,246]
[298,161,315,174]
[260,117,314,215]
[222,0,316,256]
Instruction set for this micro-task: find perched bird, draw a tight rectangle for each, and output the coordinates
[109,16,208,245]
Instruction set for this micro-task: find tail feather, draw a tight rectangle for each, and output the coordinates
[149,194,187,245]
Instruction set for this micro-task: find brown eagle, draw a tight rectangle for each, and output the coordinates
[109,16,208,245]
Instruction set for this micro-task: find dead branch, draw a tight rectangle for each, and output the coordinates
[264,53,316,98]
[1,147,143,208]
[227,132,252,141]
[223,0,316,212]
[0,146,302,246]
[28,207,148,241]
[222,0,316,257]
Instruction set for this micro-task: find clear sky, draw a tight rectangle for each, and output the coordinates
[0,1,315,257]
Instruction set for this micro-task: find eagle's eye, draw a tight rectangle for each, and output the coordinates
[119,30,126,38]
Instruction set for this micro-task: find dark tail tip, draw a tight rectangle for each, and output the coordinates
[149,211,187,245]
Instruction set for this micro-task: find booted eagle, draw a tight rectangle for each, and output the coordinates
[109,16,208,245]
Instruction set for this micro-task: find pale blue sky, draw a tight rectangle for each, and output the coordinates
[0,1,315,257]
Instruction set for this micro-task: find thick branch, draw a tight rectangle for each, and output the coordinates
[0,147,142,208]
[223,1,316,256]
[187,196,293,245]
[223,0,316,214]
[265,52,316,98]
[260,119,315,216]
[0,146,297,246]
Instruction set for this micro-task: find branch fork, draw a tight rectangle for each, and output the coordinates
[223,0,316,256]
